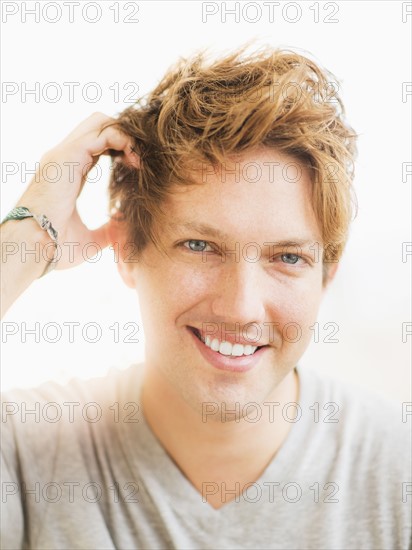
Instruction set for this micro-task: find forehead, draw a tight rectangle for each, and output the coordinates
[163,148,322,243]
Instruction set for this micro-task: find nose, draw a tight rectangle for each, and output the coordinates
[210,261,266,327]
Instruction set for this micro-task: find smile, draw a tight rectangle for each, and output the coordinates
[188,327,268,373]
[191,328,259,356]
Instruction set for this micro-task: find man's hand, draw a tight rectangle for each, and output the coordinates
[1,112,137,318]
[17,112,137,269]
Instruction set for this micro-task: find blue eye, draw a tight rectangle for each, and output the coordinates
[281,253,300,264]
[184,240,210,252]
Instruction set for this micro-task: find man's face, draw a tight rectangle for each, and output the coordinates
[128,148,326,414]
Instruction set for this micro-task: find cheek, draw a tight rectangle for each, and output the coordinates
[270,277,323,350]
[136,261,212,326]
[171,265,213,305]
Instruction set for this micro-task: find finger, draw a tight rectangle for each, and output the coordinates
[86,125,140,168]
[63,112,114,143]
[102,148,141,169]
[62,113,140,169]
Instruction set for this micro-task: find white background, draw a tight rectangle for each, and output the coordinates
[1,1,411,403]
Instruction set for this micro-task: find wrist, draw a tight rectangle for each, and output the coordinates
[1,207,59,276]
[1,217,54,274]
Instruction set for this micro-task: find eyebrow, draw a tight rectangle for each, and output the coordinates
[168,221,317,247]
[169,221,230,240]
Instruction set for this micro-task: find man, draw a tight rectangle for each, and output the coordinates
[1,46,411,549]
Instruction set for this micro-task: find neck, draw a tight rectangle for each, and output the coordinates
[141,366,299,509]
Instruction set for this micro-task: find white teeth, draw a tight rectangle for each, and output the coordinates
[244,344,253,355]
[231,344,244,357]
[211,338,220,352]
[219,341,232,355]
[199,333,258,356]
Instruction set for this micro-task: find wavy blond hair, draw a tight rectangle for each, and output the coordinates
[109,45,357,276]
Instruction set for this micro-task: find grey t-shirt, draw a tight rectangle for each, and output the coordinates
[1,363,411,550]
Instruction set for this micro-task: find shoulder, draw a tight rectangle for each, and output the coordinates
[1,363,145,458]
[298,365,411,493]
[1,362,144,413]
[298,365,407,437]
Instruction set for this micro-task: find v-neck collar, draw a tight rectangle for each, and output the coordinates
[120,364,314,523]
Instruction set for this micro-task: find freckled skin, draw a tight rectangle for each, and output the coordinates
[122,148,328,416]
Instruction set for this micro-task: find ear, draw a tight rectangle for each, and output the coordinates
[322,261,339,291]
[106,216,137,289]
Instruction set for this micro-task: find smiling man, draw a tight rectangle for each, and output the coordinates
[1,47,411,549]
[125,147,325,510]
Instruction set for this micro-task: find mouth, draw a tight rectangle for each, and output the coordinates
[187,326,270,372]
[188,327,268,357]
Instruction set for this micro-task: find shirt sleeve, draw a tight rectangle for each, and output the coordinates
[1,402,25,550]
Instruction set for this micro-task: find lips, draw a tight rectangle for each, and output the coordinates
[188,326,268,373]
[190,327,264,356]
[187,325,265,349]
